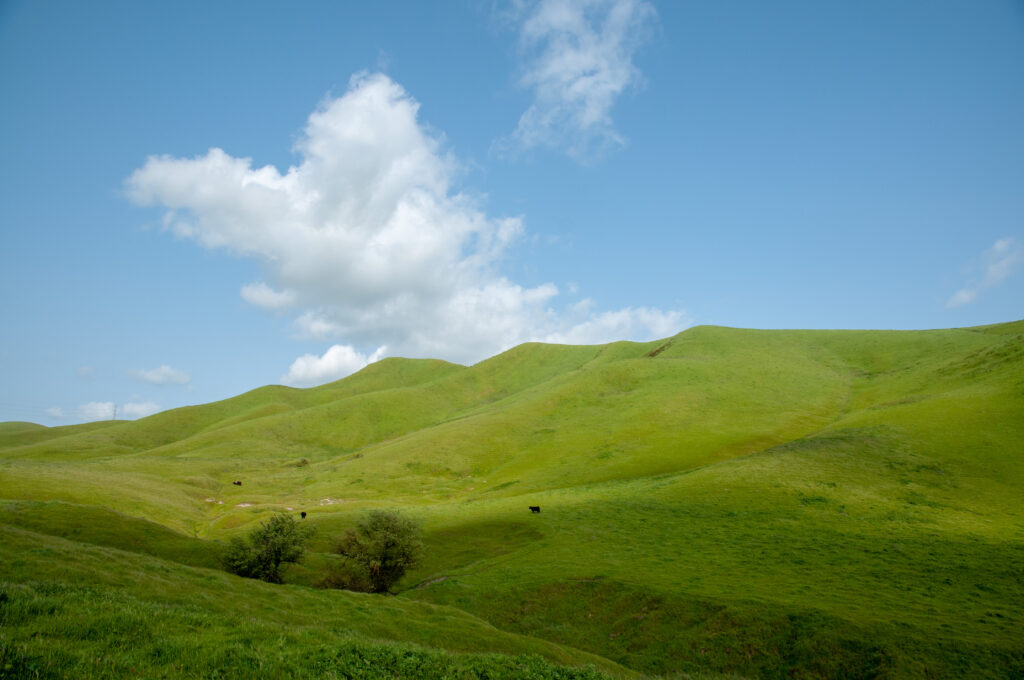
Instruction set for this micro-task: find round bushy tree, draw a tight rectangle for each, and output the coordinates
[336,510,423,593]
[223,512,313,583]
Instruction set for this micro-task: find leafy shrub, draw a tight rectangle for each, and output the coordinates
[336,510,423,593]
[223,513,313,583]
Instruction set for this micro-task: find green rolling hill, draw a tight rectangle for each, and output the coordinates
[1,322,1022,678]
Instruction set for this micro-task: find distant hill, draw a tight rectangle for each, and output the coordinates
[2,321,1022,678]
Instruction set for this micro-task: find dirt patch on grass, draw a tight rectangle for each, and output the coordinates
[410,575,449,590]
[644,342,672,358]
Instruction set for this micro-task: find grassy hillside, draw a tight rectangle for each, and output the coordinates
[0,525,633,679]
[1,322,1022,678]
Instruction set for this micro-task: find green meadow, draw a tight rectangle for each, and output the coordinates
[2,322,1022,678]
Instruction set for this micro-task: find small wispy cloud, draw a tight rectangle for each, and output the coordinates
[543,304,685,345]
[241,282,296,310]
[500,0,657,162]
[946,237,1022,308]
[122,401,161,419]
[76,400,161,422]
[45,407,65,419]
[78,401,116,421]
[133,365,191,385]
[282,345,387,387]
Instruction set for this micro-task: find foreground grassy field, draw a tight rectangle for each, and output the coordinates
[2,322,1022,678]
[0,524,636,679]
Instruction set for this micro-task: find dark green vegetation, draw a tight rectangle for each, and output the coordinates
[2,322,1023,678]
[223,512,313,583]
[337,510,424,593]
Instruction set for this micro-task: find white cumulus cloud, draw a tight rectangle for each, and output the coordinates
[501,0,657,161]
[126,72,686,377]
[133,365,191,385]
[283,345,388,387]
[947,237,1023,308]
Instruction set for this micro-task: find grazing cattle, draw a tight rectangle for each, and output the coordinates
[232,480,242,486]
[529,506,541,513]
[300,511,307,519]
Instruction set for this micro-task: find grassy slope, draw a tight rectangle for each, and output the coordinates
[399,325,1024,677]
[1,322,1022,678]
[0,525,634,680]
[0,420,122,450]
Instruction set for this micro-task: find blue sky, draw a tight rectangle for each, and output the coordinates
[1,0,1022,424]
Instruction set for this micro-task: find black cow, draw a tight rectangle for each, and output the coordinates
[529,506,541,513]
[232,480,242,486]
[300,511,307,519]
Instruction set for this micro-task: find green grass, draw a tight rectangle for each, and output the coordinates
[0,500,225,568]
[2,321,1023,678]
[0,525,633,679]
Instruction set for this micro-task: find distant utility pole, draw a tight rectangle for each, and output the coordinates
[112,405,117,420]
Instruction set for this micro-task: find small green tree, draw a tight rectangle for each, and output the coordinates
[336,510,423,593]
[223,512,313,583]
